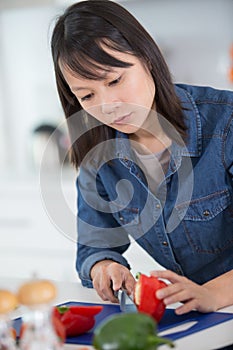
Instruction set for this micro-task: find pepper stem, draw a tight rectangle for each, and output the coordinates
[147,335,175,348]
[135,272,141,280]
[57,305,69,314]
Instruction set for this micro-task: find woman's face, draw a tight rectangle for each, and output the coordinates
[60,49,155,134]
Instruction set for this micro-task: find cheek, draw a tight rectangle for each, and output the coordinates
[141,83,155,112]
[83,105,105,123]
[126,75,155,105]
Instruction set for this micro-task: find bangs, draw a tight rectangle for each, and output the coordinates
[59,38,134,80]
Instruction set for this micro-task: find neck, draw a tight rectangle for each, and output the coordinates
[129,112,171,154]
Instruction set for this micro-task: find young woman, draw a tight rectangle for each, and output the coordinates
[51,0,233,315]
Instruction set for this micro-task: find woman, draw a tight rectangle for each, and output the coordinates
[51,0,233,315]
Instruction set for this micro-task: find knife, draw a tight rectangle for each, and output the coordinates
[117,289,137,313]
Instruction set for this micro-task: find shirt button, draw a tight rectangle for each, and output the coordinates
[156,204,161,209]
[119,216,124,221]
[203,210,210,217]
[162,241,169,246]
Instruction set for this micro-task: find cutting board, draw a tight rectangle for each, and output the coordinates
[13,301,233,345]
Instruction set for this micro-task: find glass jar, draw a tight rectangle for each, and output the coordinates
[19,305,63,350]
[0,315,17,350]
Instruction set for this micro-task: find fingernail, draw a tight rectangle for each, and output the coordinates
[113,290,119,298]
[175,308,183,315]
[150,270,158,276]
[156,290,164,299]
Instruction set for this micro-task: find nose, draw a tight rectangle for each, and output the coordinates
[101,101,121,115]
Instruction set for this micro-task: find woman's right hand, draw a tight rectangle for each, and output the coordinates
[90,260,136,303]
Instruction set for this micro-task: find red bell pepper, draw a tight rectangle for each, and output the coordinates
[134,273,167,322]
[53,305,103,337]
[52,314,66,342]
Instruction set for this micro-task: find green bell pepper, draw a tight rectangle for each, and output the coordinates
[93,312,174,350]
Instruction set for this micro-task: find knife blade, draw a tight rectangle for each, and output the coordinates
[118,289,137,313]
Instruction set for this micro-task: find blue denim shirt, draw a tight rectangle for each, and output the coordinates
[76,84,233,288]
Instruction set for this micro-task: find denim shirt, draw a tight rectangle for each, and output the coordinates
[76,84,233,288]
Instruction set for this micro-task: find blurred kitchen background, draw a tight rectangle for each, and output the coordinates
[0,0,233,282]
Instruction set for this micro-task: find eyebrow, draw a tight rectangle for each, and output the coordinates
[71,69,120,92]
[72,86,90,92]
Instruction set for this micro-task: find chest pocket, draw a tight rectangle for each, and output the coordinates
[177,189,230,221]
[114,207,139,225]
[112,206,141,238]
[176,189,233,254]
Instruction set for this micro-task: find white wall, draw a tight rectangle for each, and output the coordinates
[0,5,63,174]
[124,0,233,89]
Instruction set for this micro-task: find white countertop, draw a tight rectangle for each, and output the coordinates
[2,277,233,350]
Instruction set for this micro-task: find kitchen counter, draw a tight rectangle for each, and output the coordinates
[2,277,233,350]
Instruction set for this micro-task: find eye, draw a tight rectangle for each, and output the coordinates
[108,76,121,86]
[80,93,94,102]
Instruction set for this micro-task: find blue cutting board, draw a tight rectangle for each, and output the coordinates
[13,301,233,345]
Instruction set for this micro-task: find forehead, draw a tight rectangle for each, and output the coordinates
[59,48,139,83]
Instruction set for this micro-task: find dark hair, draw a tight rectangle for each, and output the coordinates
[51,0,186,168]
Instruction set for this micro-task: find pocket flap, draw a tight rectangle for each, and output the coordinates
[176,190,230,221]
[115,207,139,225]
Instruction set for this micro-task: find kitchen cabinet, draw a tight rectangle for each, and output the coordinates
[0,174,78,282]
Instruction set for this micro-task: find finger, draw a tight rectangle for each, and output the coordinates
[93,273,118,303]
[175,299,197,315]
[151,269,187,284]
[111,278,123,292]
[163,289,193,306]
[111,272,126,292]
[103,262,122,291]
[156,282,184,300]
[94,286,110,302]
[124,274,136,296]
[93,281,110,301]
[99,282,119,303]
[110,264,134,292]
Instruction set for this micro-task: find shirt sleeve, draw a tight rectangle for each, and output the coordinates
[225,117,233,181]
[77,247,131,288]
[76,162,131,287]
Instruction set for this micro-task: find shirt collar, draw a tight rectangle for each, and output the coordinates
[175,85,202,157]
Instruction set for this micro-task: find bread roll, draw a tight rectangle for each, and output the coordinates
[18,279,57,306]
[0,290,18,314]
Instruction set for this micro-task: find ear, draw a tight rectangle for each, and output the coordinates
[145,58,152,72]
[148,60,152,72]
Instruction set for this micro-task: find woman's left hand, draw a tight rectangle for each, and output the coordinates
[151,270,218,315]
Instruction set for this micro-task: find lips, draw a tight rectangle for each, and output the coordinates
[112,113,132,125]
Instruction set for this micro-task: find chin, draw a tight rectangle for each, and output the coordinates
[113,124,141,134]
